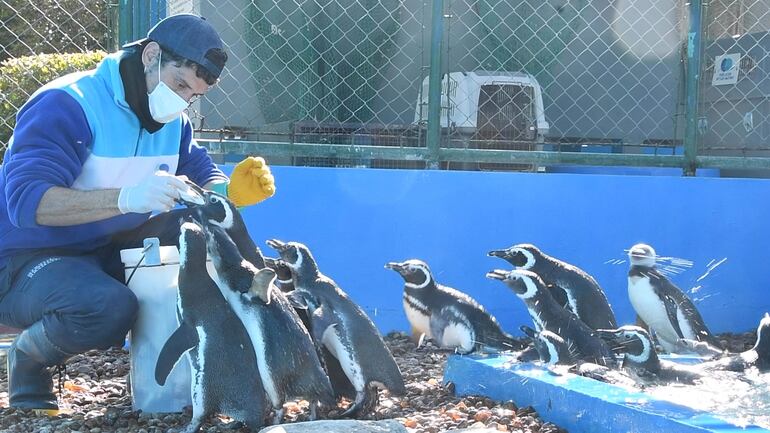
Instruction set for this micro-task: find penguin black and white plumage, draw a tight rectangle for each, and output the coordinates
[520,325,576,366]
[385,259,524,353]
[488,243,617,330]
[698,313,770,373]
[267,239,407,418]
[520,325,637,387]
[486,269,615,366]
[627,243,722,353]
[203,225,335,424]
[265,257,295,293]
[183,182,267,269]
[597,326,703,384]
[155,221,267,433]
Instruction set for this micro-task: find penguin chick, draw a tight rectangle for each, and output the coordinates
[385,259,524,353]
[488,243,617,330]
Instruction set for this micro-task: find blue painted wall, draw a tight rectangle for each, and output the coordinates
[224,165,770,336]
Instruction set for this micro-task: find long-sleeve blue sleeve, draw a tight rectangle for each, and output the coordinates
[3,89,92,228]
[176,117,227,186]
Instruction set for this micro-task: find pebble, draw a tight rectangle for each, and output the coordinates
[0,331,757,432]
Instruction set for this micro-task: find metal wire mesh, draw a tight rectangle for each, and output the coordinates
[0,0,115,151]
[198,0,693,170]
[2,1,770,171]
[700,0,770,159]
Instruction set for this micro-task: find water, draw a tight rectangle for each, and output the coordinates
[644,368,770,429]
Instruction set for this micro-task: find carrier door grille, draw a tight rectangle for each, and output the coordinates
[476,84,535,141]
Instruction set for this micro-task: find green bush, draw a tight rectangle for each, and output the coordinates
[0,51,106,157]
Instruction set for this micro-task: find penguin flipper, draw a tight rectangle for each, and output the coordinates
[339,386,378,418]
[310,304,339,343]
[286,290,309,310]
[322,346,357,400]
[662,294,686,339]
[547,283,570,311]
[155,323,199,386]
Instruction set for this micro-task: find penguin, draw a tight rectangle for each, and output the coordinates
[519,325,576,366]
[181,182,267,269]
[265,257,295,293]
[203,224,335,424]
[697,313,770,373]
[520,325,637,387]
[488,243,617,330]
[597,326,703,384]
[155,221,267,433]
[486,268,615,366]
[385,259,524,353]
[266,239,407,417]
[626,243,722,353]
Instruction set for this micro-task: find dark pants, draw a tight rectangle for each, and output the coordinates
[0,209,194,354]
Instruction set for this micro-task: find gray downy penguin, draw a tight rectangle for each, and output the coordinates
[267,239,407,417]
[385,259,524,353]
[203,225,335,424]
[486,269,615,366]
[627,243,722,353]
[155,221,267,433]
[180,182,267,269]
[488,243,617,330]
[597,326,704,384]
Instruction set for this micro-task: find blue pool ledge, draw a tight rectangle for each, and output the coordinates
[444,354,769,433]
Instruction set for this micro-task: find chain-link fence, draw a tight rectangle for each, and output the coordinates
[2,0,770,173]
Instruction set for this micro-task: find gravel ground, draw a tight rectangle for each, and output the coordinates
[0,332,568,433]
[0,330,758,433]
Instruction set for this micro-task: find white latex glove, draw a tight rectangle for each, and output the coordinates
[117,171,189,214]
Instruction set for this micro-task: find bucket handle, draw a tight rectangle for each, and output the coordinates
[125,238,161,285]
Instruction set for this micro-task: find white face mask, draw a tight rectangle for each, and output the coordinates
[148,52,188,123]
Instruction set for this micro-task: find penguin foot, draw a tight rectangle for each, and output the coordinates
[181,419,203,433]
[416,333,427,349]
[271,408,285,425]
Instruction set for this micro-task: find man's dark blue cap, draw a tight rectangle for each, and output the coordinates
[124,14,226,79]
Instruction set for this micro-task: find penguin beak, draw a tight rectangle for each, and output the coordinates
[266,239,288,252]
[487,249,511,259]
[384,262,405,272]
[176,181,206,207]
[485,269,509,281]
[520,325,537,340]
[594,329,623,349]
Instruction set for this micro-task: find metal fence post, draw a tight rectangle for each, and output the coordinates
[426,0,445,169]
[118,0,134,46]
[117,0,165,46]
[684,0,705,176]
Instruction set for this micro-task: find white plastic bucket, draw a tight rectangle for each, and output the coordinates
[120,240,213,413]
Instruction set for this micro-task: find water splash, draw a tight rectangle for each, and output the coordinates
[644,369,770,429]
[696,257,727,283]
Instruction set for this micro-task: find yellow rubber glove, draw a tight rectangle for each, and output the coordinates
[227,156,276,207]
